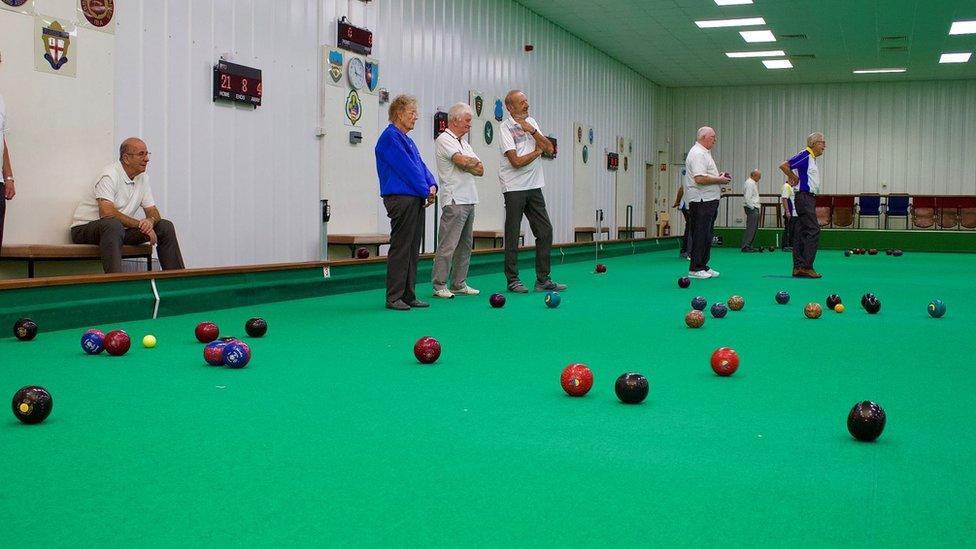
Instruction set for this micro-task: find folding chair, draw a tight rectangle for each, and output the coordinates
[815,194,833,228]
[910,196,936,230]
[884,194,910,229]
[856,194,881,228]
[936,196,961,230]
[959,197,976,230]
[831,195,855,228]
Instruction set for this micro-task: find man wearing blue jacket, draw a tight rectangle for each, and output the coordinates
[375,94,437,310]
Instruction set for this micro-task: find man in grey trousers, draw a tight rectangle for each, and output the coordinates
[431,102,483,298]
[740,169,762,252]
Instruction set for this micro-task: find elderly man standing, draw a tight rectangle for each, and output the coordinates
[685,126,731,279]
[499,89,566,293]
[431,102,483,299]
[1,52,17,249]
[780,132,826,278]
[740,169,762,252]
[70,137,185,273]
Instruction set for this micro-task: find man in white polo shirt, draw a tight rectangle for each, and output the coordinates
[780,132,826,278]
[1,51,18,249]
[70,137,185,273]
[741,169,762,252]
[498,89,566,293]
[684,126,731,278]
[432,102,483,299]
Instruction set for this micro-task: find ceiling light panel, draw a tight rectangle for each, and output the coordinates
[726,50,786,58]
[715,0,753,5]
[940,52,972,63]
[949,21,976,35]
[852,68,907,74]
[695,17,766,28]
[763,59,793,69]
[740,30,776,43]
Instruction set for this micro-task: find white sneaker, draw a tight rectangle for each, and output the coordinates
[451,285,480,296]
[706,269,720,278]
[688,270,711,279]
[432,288,455,299]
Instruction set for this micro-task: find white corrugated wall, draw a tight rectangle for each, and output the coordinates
[115,0,661,267]
[667,80,976,200]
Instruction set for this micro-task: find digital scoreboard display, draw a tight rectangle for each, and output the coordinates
[213,60,262,107]
[338,19,373,55]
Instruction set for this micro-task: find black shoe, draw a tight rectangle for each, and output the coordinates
[741,247,756,253]
[782,246,793,252]
[406,299,429,308]
[386,300,410,311]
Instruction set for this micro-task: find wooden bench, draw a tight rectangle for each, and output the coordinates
[329,233,390,258]
[617,226,647,239]
[574,226,610,242]
[472,230,524,249]
[0,244,153,278]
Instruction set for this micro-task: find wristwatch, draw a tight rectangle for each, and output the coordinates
[530,129,537,136]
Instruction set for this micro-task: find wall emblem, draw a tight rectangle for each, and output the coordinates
[588,128,594,144]
[41,21,70,70]
[576,126,582,143]
[345,90,362,125]
[328,49,343,83]
[474,95,483,118]
[81,0,114,28]
[582,145,588,164]
[2,0,29,6]
[484,120,493,145]
[493,99,503,121]
[365,60,379,92]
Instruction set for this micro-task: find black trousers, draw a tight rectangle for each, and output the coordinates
[503,188,553,284]
[688,199,719,272]
[782,215,795,249]
[679,208,690,255]
[383,195,426,304]
[0,184,5,249]
[792,192,820,269]
[71,217,185,273]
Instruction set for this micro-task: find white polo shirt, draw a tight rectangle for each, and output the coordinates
[743,178,760,209]
[498,116,545,193]
[0,94,7,168]
[684,142,721,202]
[71,161,156,227]
[781,182,797,215]
[434,129,480,205]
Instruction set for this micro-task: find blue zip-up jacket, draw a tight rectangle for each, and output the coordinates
[375,124,436,197]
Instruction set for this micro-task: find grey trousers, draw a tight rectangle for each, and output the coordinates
[793,192,820,269]
[742,206,760,249]
[503,188,553,284]
[432,203,475,291]
[70,217,185,273]
[383,194,426,304]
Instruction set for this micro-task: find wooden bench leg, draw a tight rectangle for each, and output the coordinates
[146,254,153,271]
[28,259,35,279]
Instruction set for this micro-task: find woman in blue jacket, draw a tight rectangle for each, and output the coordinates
[375,95,437,310]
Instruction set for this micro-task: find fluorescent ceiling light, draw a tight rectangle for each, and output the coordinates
[940,52,972,63]
[726,50,786,58]
[949,20,976,35]
[695,17,765,28]
[852,68,907,74]
[740,30,776,42]
[715,0,753,5]
[763,59,793,69]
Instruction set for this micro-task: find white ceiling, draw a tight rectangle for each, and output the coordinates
[514,0,976,86]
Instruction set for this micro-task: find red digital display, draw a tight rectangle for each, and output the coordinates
[607,152,620,171]
[338,20,373,55]
[213,61,262,107]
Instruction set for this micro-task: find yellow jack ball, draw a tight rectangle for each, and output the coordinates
[835,304,845,313]
[142,335,157,348]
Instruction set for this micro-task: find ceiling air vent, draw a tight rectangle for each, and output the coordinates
[880,35,908,42]
[881,46,909,52]
[779,34,807,40]
[789,54,816,59]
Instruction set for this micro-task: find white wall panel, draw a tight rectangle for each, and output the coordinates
[117,0,660,266]
[668,80,976,205]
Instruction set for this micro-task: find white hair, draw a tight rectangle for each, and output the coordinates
[807,132,825,146]
[448,102,473,123]
[697,126,715,140]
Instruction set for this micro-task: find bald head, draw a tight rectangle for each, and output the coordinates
[750,169,762,181]
[504,90,529,118]
[696,126,716,150]
[119,137,146,159]
[119,137,150,177]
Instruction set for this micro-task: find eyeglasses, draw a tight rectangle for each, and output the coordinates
[126,151,152,158]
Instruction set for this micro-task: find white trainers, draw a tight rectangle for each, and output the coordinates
[688,270,711,279]
[706,268,720,278]
[432,288,455,299]
[451,285,480,296]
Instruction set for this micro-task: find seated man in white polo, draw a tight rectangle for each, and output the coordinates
[70,137,185,273]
